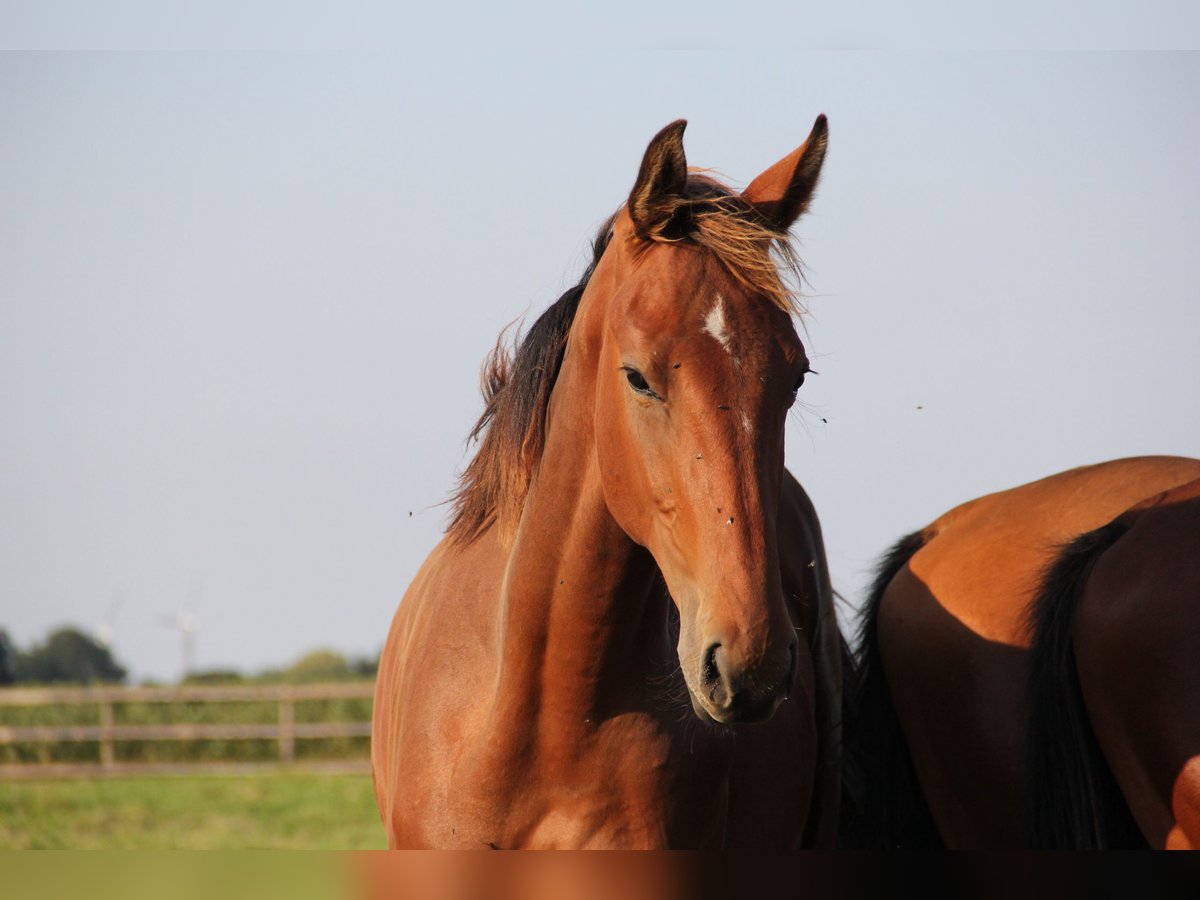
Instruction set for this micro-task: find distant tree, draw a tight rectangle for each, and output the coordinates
[253,667,285,684]
[350,654,379,679]
[15,627,127,684]
[181,669,245,686]
[0,629,17,685]
[284,649,352,683]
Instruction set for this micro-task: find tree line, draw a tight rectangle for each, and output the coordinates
[0,626,377,686]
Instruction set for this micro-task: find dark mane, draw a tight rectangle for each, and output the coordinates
[446,178,804,546]
[445,215,614,547]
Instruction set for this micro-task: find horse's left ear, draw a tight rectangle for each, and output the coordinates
[742,114,828,231]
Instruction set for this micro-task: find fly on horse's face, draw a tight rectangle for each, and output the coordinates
[574,118,827,724]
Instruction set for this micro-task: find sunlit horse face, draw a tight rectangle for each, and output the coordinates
[582,119,827,724]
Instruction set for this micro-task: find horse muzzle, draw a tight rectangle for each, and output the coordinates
[690,640,797,725]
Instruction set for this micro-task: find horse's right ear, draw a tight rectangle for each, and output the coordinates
[627,119,688,238]
[742,114,828,231]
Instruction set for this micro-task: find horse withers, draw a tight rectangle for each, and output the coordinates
[372,117,845,848]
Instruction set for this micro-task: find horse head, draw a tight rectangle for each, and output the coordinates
[572,117,828,724]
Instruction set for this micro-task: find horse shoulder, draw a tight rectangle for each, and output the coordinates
[372,534,510,847]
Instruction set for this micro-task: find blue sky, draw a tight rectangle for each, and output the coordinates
[3,14,1199,680]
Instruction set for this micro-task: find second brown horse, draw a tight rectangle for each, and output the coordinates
[847,455,1200,848]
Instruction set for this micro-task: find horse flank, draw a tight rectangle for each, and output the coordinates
[447,177,805,547]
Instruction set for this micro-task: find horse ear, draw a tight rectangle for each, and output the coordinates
[742,114,828,231]
[628,119,689,238]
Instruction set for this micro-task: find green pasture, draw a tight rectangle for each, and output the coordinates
[0,771,387,849]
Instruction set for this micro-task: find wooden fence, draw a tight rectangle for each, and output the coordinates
[0,682,374,780]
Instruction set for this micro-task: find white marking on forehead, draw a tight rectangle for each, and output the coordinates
[741,412,753,435]
[702,295,733,354]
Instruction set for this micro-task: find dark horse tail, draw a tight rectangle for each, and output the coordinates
[839,530,942,848]
[1026,518,1147,849]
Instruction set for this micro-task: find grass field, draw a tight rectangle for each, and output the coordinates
[0,771,387,849]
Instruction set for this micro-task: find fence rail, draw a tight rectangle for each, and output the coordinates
[0,682,375,780]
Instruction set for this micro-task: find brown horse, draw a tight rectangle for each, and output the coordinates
[372,117,846,848]
[845,455,1200,848]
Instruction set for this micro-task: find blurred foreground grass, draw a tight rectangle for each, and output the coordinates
[0,772,386,849]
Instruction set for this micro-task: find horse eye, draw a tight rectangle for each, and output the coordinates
[623,367,657,398]
[788,370,809,407]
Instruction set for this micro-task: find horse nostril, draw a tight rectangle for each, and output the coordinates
[702,643,720,685]
[701,643,728,706]
[697,640,795,723]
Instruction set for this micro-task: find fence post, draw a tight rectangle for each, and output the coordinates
[99,698,115,770]
[278,689,295,764]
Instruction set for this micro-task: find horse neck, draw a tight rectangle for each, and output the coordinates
[491,339,666,732]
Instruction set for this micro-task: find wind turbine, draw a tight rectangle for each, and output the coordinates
[96,593,123,649]
[156,576,201,681]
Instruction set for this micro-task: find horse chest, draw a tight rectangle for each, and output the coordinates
[449,712,735,848]
[439,701,814,848]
